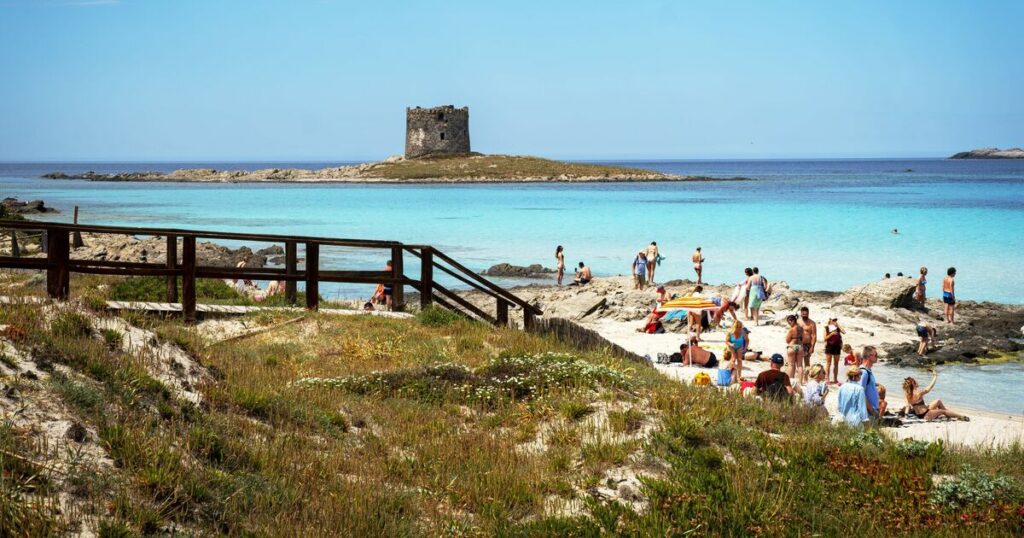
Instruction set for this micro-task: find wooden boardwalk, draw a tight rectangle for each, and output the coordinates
[105,301,414,319]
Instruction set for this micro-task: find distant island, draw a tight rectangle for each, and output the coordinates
[41,154,750,184]
[949,147,1024,159]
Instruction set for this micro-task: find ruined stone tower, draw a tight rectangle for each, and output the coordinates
[404,105,470,158]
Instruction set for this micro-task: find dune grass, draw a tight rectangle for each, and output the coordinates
[0,292,1022,535]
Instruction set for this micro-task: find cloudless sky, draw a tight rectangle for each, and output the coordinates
[0,0,1021,161]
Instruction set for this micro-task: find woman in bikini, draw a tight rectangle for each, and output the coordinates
[902,369,968,421]
[555,245,565,286]
[915,266,927,303]
[785,314,805,384]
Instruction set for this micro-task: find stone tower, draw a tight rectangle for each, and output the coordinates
[404,105,471,158]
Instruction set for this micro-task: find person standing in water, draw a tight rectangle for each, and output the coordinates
[942,267,956,323]
[692,247,704,284]
[555,246,565,286]
[914,266,927,303]
[645,241,660,285]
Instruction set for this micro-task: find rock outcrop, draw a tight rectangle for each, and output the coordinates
[67,233,277,268]
[2,197,58,215]
[831,278,922,310]
[949,148,1024,159]
[482,263,556,278]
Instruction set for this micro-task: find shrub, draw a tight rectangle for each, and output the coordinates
[930,466,1020,509]
[101,329,123,350]
[415,306,465,326]
[110,276,240,302]
[847,429,885,450]
[50,311,93,339]
[560,401,594,421]
[895,438,943,460]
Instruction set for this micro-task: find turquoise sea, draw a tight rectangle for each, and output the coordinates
[2,159,1023,415]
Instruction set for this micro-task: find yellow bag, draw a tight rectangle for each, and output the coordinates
[693,372,711,386]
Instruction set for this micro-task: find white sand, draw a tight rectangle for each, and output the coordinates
[587,307,1024,449]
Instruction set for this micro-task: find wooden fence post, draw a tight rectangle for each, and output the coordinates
[46,228,70,300]
[182,236,197,323]
[9,231,19,258]
[305,241,319,311]
[496,299,510,327]
[166,235,178,303]
[72,206,84,248]
[285,241,297,305]
[391,245,404,312]
[523,308,537,332]
[420,247,433,309]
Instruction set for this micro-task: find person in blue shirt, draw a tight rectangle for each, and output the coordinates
[859,345,880,417]
[837,366,870,428]
[631,250,647,290]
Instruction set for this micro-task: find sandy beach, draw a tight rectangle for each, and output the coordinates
[464,275,1024,448]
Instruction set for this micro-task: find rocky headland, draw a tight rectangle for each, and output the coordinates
[2,197,58,216]
[40,154,752,184]
[949,147,1024,159]
[481,263,557,278]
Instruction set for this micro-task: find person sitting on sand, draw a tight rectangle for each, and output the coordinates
[802,364,829,413]
[902,370,969,421]
[842,343,859,366]
[572,262,592,286]
[679,339,718,368]
[631,250,647,290]
[692,247,704,284]
[877,384,889,416]
[755,354,793,402]
[837,366,870,428]
[371,283,386,305]
[942,267,957,323]
[266,280,285,296]
[655,285,671,303]
[784,315,805,384]
[916,321,936,356]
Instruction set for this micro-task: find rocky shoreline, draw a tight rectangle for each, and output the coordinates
[949,147,1024,159]
[39,155,753,184]
[457,275,1023,368]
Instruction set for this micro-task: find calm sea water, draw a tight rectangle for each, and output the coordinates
[2,159,1023,414]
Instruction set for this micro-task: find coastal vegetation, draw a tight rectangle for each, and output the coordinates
[1,274,1022,535]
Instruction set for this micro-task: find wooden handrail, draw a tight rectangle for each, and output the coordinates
[0,220,538,326]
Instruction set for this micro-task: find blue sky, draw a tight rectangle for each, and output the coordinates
[0,0,1021,161]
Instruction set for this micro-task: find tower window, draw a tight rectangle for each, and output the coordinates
[440,132,445,140]
[437,113,445,121]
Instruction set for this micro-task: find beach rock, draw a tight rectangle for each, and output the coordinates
[949,148,1024,159]
[2,198,57,215]
[831,278,921,310]
[883,303,1024,366]
[66,233,267,268]
[257,245,284,256]
[482,263,556,278]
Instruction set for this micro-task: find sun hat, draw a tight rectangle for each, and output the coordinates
[770,353,784,365]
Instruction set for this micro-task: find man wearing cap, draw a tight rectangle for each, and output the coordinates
[755,354,793,401]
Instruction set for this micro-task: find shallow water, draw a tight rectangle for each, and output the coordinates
[873,362,1024,417]
[2,159,1023,414]
[2,159,1022,303]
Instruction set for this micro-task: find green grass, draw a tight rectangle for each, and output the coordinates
[1,297,1023,536]
[363,154,670,180]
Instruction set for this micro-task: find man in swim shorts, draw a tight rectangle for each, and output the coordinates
[797,306,816,384]
[942,267,956,324]
[572,262,592,285]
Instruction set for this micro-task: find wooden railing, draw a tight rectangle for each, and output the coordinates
[0,221,542,326]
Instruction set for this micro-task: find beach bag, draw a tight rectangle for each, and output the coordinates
[757,279,769,301]
[669,352,683,363]
[693,372,711,386]
[716,368,732,386]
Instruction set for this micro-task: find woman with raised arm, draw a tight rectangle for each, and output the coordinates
[902,369,968,421]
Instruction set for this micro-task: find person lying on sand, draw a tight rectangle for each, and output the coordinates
[679,339,718,368]
[901,370,969,421]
